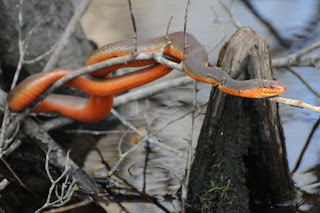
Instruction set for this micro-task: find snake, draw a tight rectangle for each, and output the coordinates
[7,32,286,122]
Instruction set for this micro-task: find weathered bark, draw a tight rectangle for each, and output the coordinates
[187,27,295,212]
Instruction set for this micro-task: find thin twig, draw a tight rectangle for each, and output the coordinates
[0,157,32,194]
[106,108,190,211]
[241,0,290,47]
[291,40,320,60]
[24,44,56,64]
[118,129,130,156]
[272,39,320,68]
[181,1,191,212]
[2,0,90,149]
[219,0,242,28]
[153,53,183,70]
[43,199,92,213]
[94,145,169,213]
[65,129,133,135]
[182,80,197,213]
[109,109,189,175]
[10,0,24,90]
[114,75,191,106]
[291,117,320,174]
[106,130,149,175]
[127,0,138,55]
[270,97,320,113]
[286,67,320,97]
[41,117,74,132]
[142,142,150,193]
[207,29,226,54]
[1,139,22,157]
[108,109,195,176]
[183,0,190,60]
[42,0,91,72]
[207,7,227,54]
[277,52,320,68]
[37,149,76,212]
[0,0,24,153]
[166,16,174,42]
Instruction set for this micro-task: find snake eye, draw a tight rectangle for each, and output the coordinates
[269,84,275,89]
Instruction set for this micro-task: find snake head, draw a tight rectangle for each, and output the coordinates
[259,80,286,97]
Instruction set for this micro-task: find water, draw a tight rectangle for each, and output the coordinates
[80,0,320,212]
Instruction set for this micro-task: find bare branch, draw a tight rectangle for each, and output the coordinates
[182,79,197,213]
[241,0,290,47]
[142,142,150,193]
[270,97,320,113]
[42,199,92,213]
[65,129,133,135]
[108,131,142,176]
[0,0,24,153]
[2,0,92,152]
[153,43,183,70]
[219,0,242,28]
[41,117,74,132]
[11,0,24,90]
[207,28,226,54]
[183,0,190,60]
[166,16,174,42]
[94,146,169,213]
[207,7,227,54]
[181,0,192,212]
[114,75,192,107]
[0,90,106,201]
[119,130,131,157]
[110,109,186,159]
[272,40,320,68]
[36,149,76,212]
[291,39,320,59]
[1,139,22,157]
[108,108,193,178]
[127,0,138,55]
[292,117,320,174]
[24,44,56,64]
[0,157,32,194]
[286,67,320,97]
[42,0,91,72]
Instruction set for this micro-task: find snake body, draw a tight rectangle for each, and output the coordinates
[7,32,286,121]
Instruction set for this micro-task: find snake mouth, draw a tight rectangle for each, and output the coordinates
[260,80,287,97]
[259,87,287,98]
[217,78,287,98]
[246,83,286,98]
[218,81,287,98]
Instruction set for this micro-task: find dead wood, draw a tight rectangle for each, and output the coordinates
[187,27,295,213]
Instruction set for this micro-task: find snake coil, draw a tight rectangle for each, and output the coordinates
[7,32,286,122]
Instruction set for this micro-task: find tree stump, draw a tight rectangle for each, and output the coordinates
[187,27,295,213]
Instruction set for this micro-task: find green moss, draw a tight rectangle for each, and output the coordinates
[200,179,231,211]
